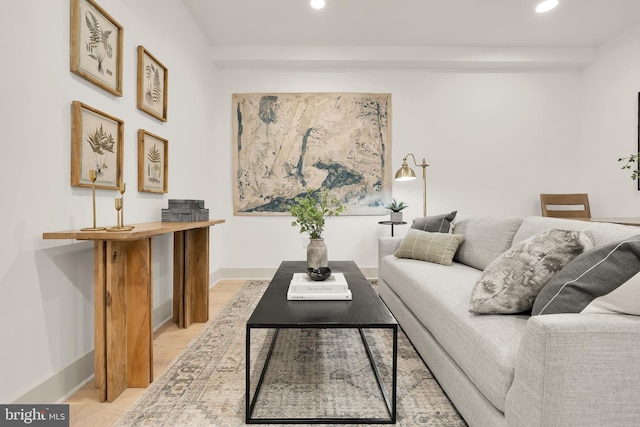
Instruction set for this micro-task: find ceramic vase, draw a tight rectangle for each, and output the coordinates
[307,238,328,269]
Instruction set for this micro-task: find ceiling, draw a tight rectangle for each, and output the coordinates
[182,0,640,48]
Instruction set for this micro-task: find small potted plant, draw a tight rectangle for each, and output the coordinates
[288,188,344,276]
[384,198,409,223]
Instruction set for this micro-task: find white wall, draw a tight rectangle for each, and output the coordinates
[0,0,219,403]
[581,23,640,216]
[213,69,582,274]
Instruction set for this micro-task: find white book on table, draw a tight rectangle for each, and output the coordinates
[287,289,352,301]
[290,272,348,284]
[289,272,349,293]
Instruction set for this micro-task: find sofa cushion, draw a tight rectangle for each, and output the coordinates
[513,216,639,247]
[469,229,594,314]
[411,210,457,233]
[453,216,522,270]
[394,229,464,265]
[533,235,640,315]
[379,255,528,412]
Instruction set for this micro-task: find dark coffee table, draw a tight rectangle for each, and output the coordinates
[245,260,398,424]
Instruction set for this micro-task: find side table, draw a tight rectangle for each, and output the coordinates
[378,220,407,237]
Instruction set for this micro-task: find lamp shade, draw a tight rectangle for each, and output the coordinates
[395,162,416,181]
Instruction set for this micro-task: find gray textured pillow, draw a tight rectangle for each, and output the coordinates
[533,235,640,315]
[411,211,457,233]
[394,229,465,266]
[453,216,523,270]
[469,229,594,314]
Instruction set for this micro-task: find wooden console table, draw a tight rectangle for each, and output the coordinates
[42,220,224,402]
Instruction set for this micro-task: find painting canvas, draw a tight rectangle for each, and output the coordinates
[232,92,392,215]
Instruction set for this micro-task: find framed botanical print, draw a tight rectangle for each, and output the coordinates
[137,46,168,121]
[138,129,168,193]
[71,101,123,190]
[70,0,123,96]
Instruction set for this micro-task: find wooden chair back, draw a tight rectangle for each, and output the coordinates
[540,193,591,219]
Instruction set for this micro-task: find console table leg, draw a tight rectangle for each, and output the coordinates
[94,242,107,402]
[105,241,127,402]
[173,228,210,328]
[125,239,153,387]
[95,239,154,402]
[186,227,209,324]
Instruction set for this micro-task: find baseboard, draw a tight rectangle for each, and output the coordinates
[154,299,173,329]
[12,351,95,404]
[219,267,278,280]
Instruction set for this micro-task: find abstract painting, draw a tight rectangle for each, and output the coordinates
[232,93,392,215]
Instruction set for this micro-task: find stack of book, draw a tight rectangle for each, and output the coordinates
[287,272,352,300]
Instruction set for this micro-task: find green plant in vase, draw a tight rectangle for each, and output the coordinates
[288,188,344,276]
[288,188,344,239]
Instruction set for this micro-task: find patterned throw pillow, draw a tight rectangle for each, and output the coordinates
[394,229,465,266]
[469,229,594,314]
[411,211,457,233]
[532,235,640,315]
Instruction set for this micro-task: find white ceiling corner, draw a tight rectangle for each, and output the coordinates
[182,0,640,69]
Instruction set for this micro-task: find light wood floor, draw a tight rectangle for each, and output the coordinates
[65,280,246,427]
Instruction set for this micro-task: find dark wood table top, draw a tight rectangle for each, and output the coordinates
[247,261,397,328]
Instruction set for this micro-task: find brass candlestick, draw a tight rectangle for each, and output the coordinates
[119,183,125,226]
[81,170,106,231]
[108,183,134,231]
[115,197,122,227]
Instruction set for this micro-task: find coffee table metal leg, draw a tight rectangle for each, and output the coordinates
[359,327,398,423]
[247,327,397,424]
[246,327,280,424]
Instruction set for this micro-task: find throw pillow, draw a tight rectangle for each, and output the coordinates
[411,211,457,233]
[469,229,594,314]
[394,229,465,266]
[532,235,640,315]
[453,216,523,270]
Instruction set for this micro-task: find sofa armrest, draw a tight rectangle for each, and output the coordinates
[378,237,403,266]
[505,313,640,427]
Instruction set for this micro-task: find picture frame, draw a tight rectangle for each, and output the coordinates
[137,46,168,122]
[70,0,123,96]
[71,101,124,190]
[138,129,168,193]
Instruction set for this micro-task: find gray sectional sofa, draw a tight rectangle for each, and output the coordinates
[378,215,640,427]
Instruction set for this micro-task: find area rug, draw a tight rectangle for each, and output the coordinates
[115,280,466,426]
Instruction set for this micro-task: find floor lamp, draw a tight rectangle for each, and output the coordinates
[395,154,429,217]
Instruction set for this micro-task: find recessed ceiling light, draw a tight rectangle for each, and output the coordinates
[536,0,559,13]
[310,0,325,10]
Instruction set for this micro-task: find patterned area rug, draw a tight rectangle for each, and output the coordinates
[115,280,466,426]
